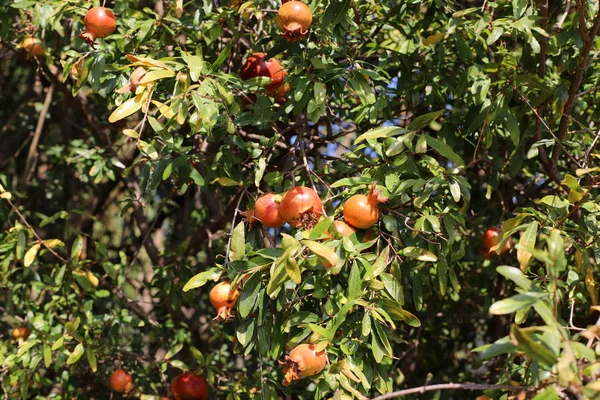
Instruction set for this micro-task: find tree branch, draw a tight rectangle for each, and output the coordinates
[550,2,600,178]
[370,383,533,400]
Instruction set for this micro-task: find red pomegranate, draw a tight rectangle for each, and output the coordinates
[110,369,133,393]
[482,227,511,259]
[80,7,117,45]
[252,193,285,228]
[278,186,323,229]
[171,371,209,400]
[240,53,286,93]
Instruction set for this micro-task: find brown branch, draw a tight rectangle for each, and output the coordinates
[549,2,600,178]
[370,383,534,400]
[23,84,54,184]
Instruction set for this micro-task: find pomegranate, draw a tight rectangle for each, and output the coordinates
[270,81,291,103]
[278,186,323,229]
[20,37,44,57]
[209,281,240,321]
[110,369,133,393]
[324,221,356,240]
[343,183,388,229]
[482,227,511,259]
[11,327,30,340]
[279,343,327,386]
[277,1,313,42]
[240,53,286,93]
[80,7,117,45]
[252,193,284,228]
[171,371,209,400]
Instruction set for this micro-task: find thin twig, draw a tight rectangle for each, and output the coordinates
[4,198,67,264]
[370,383,533,400]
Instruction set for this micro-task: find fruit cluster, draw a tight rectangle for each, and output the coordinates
[246,183,387,233]
[205,183,387,385]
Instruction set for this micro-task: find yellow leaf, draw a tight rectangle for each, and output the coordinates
[108,92,146,123]
[0,191,12,199]
[126,54,172,71]
[586,381,600,391]
[86,271,99,287]
[423,33,446,45]
[151,100,175,119]
[176,0,183,17]
[314,341,328,352]
[42,239,65,249]
[122,129,139,138]
[24,243,41,267]
[303,240,339,269]
[138,69,175,84]
[210,177,241,187]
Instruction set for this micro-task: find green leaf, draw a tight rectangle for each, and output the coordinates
[183,53,206,82]
[407,110,444,131]
[230,221,245,262]
[489,293,541,315]
[347,262,362,301]
[510,324,558,366]
[381,299,420,327]
[239,273,261,318]
[370,246,390,279]
[308,323,334,341]
[532,387,560,400]
[538,195,569,208]
[236,319,256,347]
[66,343,84,365]
[425,136,465,166]
[70,235,84,264]
[43,343,52,368]
[518,221,538,271]
[496,266,533,290]
[401,247,437,262]
[86,347,97,372]
[354,126,407,144]
[285,258,302,284]
[182,267,222,292]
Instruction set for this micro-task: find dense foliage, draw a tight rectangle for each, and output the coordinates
[1,0,600,399]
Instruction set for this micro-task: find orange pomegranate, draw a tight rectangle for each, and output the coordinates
[277,1,313,42]
[279,343,327,385]
[110,369,133,393]
[343,183,388,229]
[209,281,240,321]
[20,37,45,57]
